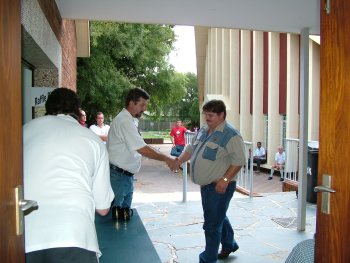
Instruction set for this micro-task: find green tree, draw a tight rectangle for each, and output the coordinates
[77,22,186,124]
[178,72,200,129]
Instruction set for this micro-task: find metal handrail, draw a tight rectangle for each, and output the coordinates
[237,141,254,197]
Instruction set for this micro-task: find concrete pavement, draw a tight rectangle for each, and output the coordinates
[132,144,316,263]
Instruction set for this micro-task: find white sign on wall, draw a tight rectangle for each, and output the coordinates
[31,87,56,106]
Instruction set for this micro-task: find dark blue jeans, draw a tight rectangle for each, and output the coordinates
[171,145,185,157]
[110,169,134,208]
[199,181,238,263]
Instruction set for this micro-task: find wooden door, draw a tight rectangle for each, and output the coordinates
[0,0,25,262]
[316,1,350,262]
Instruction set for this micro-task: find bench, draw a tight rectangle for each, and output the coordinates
[95,209,161,263]
[282,179,298,195]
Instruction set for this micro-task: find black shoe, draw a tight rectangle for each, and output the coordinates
[280,178,284,181]
[218,243,239,259]
[268,177,273,180]
[121,207,134,221]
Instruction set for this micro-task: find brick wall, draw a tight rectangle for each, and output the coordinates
[60,20,77,91]
[38,0,77,91]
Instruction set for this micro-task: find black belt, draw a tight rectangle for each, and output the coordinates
[110,164,134,177]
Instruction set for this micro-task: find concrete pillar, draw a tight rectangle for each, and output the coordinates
[216,28,223,94]
[267,32,280,165]
[228,29,240,129]
[252,31,265,145]
[222,29,230,98]
[239,30,252,141]
[286,34,300,139]
[210,28,217,94]
[308,40,320,141]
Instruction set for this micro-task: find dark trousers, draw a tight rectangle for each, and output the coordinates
[253,157,266,171]
[26,247,98,263]
[199,182,238,263]
[170,145,185,157]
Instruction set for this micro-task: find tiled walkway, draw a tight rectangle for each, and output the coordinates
[133,144,316,263]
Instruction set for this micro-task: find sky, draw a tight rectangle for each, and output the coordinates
[168,25,197,74]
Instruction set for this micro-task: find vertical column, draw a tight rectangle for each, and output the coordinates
[252,31,265,145]
[205,44,209,98]
[210,28,217,94]
[297,27,310,232]
[222,29,230,98]
[240,30,252,141]
[216,28,223,94]
[228,29,240,129]
[308,40,320,141]
[286,34,300,139]
[267,32,280,165]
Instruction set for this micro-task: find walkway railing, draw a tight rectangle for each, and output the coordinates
[182,132,196,202]
[182,135,255,200]
[237,141,254,197]
[285,138,299,182]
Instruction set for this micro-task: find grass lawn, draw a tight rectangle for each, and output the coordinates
[141,131,170,139]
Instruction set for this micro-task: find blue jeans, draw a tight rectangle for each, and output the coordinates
[171,145,185,157]
[110,169,134,208]
[199,181,237,263]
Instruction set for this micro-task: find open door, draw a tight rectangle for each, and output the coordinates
[0,0,25,262]
[316,1,350,262]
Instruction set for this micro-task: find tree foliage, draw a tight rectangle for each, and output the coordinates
[178,72,200,129]
[77,22,186,124]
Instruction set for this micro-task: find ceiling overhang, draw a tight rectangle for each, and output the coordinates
[56,0,320,35]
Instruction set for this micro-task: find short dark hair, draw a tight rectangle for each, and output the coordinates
[202,100,226,119]
[125,87,150,107]
[45,87,81,120]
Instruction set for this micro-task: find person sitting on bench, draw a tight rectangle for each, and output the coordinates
[268,145,285,181]
[253,142,266,173]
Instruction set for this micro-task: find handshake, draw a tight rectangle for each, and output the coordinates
[165,157,183,173]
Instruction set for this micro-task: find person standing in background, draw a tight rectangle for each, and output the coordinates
[170,120,190,157]
[90,112,110,143]
[79,109,88,127]
[176,100,246,263]
[107,87,178,221]
[24,88,114,263]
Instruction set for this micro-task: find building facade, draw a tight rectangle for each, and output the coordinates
[21,0,89,123]
[195,27,320,166]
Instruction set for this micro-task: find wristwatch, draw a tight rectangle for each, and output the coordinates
[222,177,228,182]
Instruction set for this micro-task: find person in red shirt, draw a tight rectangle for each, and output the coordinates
[170,120,189,157]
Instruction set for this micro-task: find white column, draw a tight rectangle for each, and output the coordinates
[216,28,223,95]
[239,30,252,141]
[205,44,209,99]
[222,29,230,98]
[210,28,217,94]
[228,29,240,129]
[308,40,320,141]
[267,32,280,165]
[286,34,300,139]
[252,31,265,145]
[297,27,310,232]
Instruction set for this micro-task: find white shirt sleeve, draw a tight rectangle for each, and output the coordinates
[119,119,146,151]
